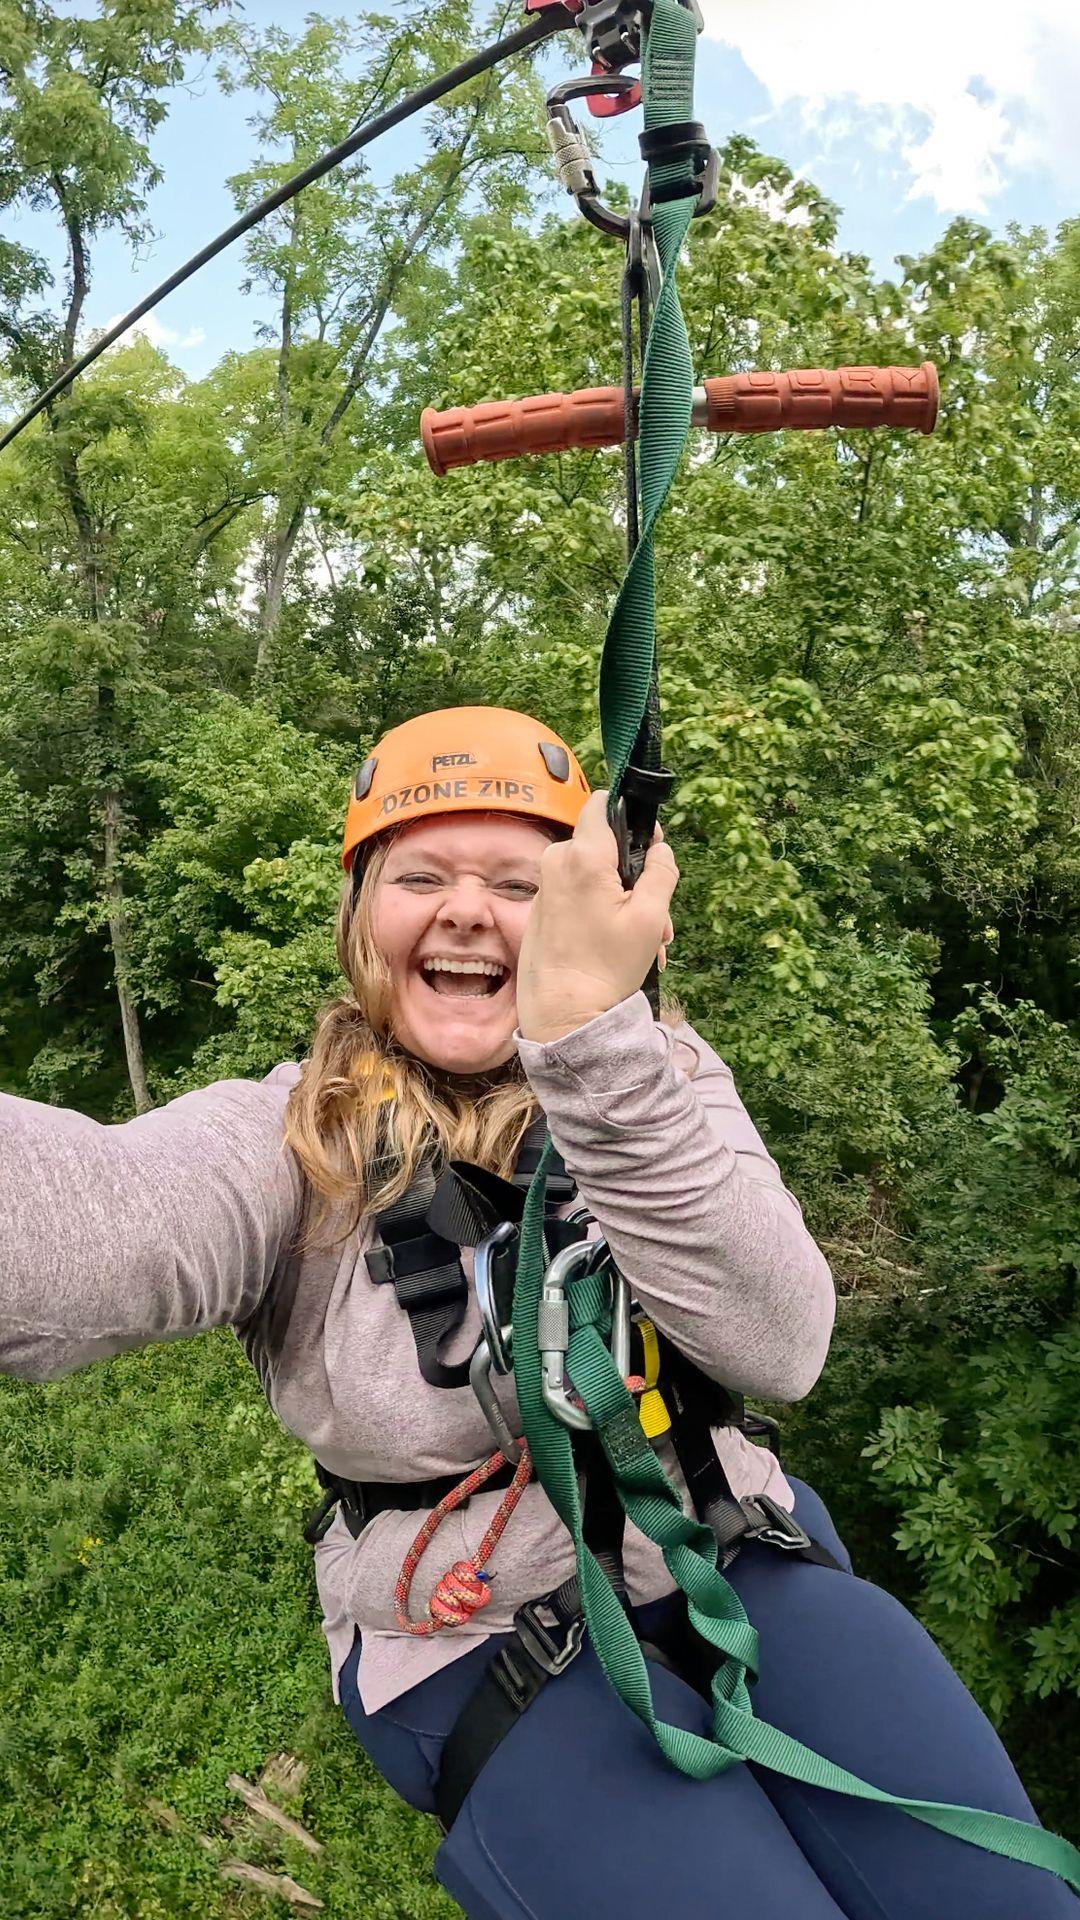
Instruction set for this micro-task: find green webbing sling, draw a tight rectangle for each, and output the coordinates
[510,0,1080,1893]
[596,0,698,796]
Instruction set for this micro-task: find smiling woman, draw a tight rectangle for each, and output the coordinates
[280,706,680,1254]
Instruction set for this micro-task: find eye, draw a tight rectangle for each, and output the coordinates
[397,873,441,886]
[501,881,538,896]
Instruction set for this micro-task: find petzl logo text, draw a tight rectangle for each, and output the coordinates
[431,752,477,771]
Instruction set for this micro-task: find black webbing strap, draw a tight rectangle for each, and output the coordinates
[575,1429,633,1612]
[364,1117,582,1391]
[657,1333,845,1572]
[365,1156,473,1389]
[511,1114,579,1206]
[304,1457,518,1545]
[434,1579,585,1833]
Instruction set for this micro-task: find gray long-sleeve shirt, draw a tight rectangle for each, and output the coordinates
[0,992,834,1712]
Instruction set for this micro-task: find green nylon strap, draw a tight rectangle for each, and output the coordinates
[512,1147,1080,1893]
[510,0,1080,1891]
[597,0,698,794]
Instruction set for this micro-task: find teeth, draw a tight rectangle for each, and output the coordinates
[422,959,506,978]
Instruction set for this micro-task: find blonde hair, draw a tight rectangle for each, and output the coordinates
[283,821,684,1253]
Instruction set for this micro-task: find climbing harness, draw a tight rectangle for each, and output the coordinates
[303,1118,584,1546]
[303,1082,833,1633]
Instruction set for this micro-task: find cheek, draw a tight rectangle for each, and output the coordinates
[371,890,419,966]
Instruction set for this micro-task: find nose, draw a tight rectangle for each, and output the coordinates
[435,879,496,933]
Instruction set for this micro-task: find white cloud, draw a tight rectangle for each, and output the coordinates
[102,311,206,354]
[699,0,1080,212]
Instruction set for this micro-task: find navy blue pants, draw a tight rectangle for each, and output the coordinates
[339,1482,1077,1918]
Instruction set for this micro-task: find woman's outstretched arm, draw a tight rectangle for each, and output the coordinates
[0,1074,303,1380]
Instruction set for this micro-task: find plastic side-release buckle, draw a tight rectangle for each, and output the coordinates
[739,1494,812,1552]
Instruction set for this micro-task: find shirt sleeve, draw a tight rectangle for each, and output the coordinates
[0,1070,304,1382]
[515,993,835,1402]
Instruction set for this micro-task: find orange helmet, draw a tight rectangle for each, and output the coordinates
[342,706,591,875]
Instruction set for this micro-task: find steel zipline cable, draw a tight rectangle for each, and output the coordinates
[0,5,575,456]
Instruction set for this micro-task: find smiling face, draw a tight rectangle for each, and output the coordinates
[369,812,554,1075]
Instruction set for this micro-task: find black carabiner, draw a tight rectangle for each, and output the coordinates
[545,77,640,239]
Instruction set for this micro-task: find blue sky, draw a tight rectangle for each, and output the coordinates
[7,0,1079,382]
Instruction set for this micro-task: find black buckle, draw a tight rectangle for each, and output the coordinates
[611,764,676,891]
[739,1494,812,1552]
[543,1171,579,1205]
[366,1235,465,1306]
[492,1643,548,1715]
[638,125,717,217]
[512,1598,586,1676]
[365,1242,395,1286]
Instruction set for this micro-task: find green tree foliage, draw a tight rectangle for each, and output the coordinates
[1,6,1079,1902]
[0,1337,456,1917]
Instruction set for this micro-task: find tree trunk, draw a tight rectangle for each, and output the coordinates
[253,500,306,695]
[52,442,151,1111]
[102,783,151,1114]
[250,119,483,700]
[46,202,151,1113]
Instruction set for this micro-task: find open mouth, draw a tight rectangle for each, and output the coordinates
[417,959,511,1004]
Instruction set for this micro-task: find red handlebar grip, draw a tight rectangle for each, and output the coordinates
[421,363,940,472]
[703,362,938,435]
[421,387,626,475]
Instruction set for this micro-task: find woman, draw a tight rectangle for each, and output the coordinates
[1,706,1073,1919]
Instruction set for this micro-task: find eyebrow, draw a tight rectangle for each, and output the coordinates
[389,847,540,873]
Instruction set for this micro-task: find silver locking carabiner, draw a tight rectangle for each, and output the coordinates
[540,1237,630,1432]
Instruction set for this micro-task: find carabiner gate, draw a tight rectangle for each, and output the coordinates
[471,1222,524,1461]
[540,1237,630,1431]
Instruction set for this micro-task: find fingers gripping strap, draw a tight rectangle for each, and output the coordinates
[513,1155,1080,1889]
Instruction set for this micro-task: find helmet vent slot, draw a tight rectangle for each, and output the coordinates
[539,742,570,782]
[354,757,378,801]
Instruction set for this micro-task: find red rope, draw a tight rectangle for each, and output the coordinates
[393,1374,648,1635]
[394,1445,535,1635]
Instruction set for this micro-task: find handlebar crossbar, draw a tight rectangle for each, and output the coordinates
[421,362,939,474]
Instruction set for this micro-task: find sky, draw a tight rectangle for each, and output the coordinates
[6,0,1080,382]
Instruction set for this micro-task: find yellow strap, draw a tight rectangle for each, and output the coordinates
[636,1316,671,1438]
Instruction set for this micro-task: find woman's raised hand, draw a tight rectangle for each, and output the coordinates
[515,790,679,1044]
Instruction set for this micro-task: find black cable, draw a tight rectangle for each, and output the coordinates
[0,6,575,454]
